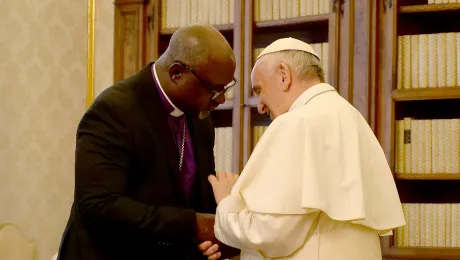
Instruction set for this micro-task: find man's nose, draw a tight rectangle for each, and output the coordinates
[215,92,226,104]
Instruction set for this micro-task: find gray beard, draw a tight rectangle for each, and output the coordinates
[199,110,210,119]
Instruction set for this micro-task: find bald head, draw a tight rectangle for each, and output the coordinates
[154,24,236,118]
[163,24,235,69]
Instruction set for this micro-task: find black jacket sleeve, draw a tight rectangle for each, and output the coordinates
[74,99,196,242]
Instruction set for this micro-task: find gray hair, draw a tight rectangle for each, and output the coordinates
[257,50,325,82]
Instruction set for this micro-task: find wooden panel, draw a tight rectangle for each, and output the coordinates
[392,88,460,101]
[376,0,397,165]
[352,0,374,124]
[145,0,159,61]
[369,0,378,130]
[337,0,354,101]
[376,2,397,256]
[382,239,460,260]
[396,173,460,180]
[232,0,244,174]
[399,3,460,14]
[334,0,376,125]
[328,0,340,88]
[114,0,146,82]
[254,14,328,31]
[242,0,252,167]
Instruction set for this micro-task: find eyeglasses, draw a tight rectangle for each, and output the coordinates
[173,60,237,100]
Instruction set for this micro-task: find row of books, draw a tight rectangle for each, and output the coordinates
[397,33,460,89]
[161,0,234,29]
[214,124,278,172]
[254,0,330,22]
[395,203,459,248]
[252,125,269,148]
[215,126,271,172]
[225,86,234,99]
[214,127,233,172]
[395,118,460,175]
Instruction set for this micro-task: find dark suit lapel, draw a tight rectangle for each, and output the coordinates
[133,62,188,204]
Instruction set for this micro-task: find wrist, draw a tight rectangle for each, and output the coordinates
[194,213,215,242]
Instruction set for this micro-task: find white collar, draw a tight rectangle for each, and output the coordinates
[153,63,184,117]
[288,83,336,111]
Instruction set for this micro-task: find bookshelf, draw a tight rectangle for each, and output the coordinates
[242,0,339,164]
[377,0,460,259]
[392,88,460,101]
[112,0,459,259]
[113,0,347,174]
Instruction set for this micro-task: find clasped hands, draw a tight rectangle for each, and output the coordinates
[196,172,239,260]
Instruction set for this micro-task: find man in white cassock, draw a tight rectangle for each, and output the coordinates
[200,37,406,260]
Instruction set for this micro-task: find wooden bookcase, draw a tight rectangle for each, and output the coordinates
[112,0,459,259]
[241,0,339,164]
[112,0,365,173]
[376,0,460,259]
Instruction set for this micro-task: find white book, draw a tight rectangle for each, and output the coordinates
[428,34,438,88]
[419,34,428,88]
[446,33,457,87]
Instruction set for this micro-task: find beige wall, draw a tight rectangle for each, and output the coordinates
[0,1,114,260]
[95,0,115,96]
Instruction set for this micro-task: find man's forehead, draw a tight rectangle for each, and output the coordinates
[251,62,264,76]
[250,66,259,83]
[251,65,264,89]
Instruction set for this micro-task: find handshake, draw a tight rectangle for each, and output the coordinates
[195,172,241,259]
[195,213,240,260]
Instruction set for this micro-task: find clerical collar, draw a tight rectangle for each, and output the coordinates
[289,83,336,111]
[152,63,184,117]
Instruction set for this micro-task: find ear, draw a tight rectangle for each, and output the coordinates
[168,63,185,83]
[278,63,291,91]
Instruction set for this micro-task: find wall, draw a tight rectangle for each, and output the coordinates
[95,0,115,96]
[0,1,114,260]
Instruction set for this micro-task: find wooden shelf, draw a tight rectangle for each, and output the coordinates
[215,99,234,110]
[384,244,460,259]
[246,96,259,108]
[392,88,460,101]
[399,3,460,14]
[160,24,234,35]
[396,173,460,180]
[254,14,329,30]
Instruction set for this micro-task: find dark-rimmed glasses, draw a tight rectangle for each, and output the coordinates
[173,60,237,100]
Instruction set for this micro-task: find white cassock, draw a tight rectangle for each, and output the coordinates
[214,83,406,260]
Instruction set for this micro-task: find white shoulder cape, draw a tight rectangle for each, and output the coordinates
[229,83,406,235]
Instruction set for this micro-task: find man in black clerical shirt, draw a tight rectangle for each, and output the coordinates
[56,24,240,260]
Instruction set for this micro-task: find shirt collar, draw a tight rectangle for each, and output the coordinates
[153,63,184,117]
[288,83,336,112]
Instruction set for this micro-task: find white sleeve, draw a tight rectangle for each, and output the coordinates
[214,194,320,258]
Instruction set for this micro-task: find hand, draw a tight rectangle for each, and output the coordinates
[208,172,239,204]
[195,213,215,243]
[198,240,241,260]
[198,241,221,260]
